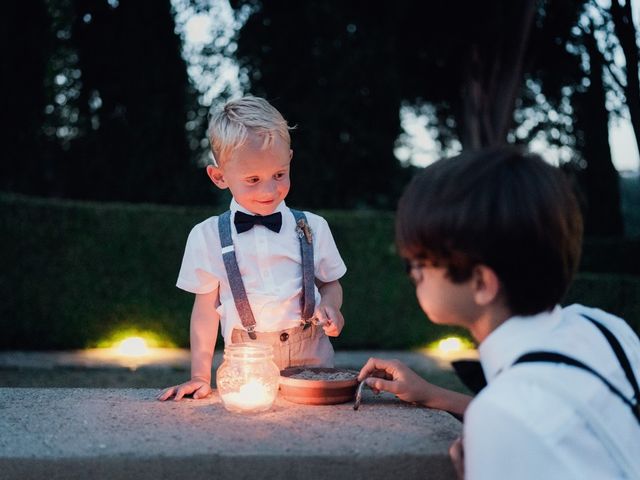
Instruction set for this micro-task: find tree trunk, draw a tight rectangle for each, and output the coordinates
[460,0,536,148]
[610,0,640,157]
[575,29,624,236]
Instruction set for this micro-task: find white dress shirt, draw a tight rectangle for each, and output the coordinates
[464,304,640,479]
[176,199,347,344]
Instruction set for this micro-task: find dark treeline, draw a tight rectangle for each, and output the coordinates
[2,0,213,205]
[2,0,639,235]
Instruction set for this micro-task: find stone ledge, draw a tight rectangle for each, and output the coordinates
[0,388,461,479]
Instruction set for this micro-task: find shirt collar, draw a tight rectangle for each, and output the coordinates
[229,198,288,216]
[478,305,563,382]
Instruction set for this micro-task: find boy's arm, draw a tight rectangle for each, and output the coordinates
[315,279,344,337]
[157,290,220,401]
[189,289,221,383]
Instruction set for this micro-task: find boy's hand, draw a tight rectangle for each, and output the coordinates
[156,377,212,401]
[314,303,344,337]
[357,357,431,404]
[357,357,472,415]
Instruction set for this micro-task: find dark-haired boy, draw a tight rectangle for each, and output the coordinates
[359,147,640,479]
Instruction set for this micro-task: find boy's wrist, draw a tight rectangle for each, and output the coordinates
[318,300,340,311]
[191,375,211,384]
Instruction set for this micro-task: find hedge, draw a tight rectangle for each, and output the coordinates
[1,193,638,350]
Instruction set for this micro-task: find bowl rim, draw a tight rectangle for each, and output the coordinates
[279,367,359,388]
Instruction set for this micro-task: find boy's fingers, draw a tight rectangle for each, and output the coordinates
[365,376,398,395]
[174,385,191,401]
[322,323,337,336]
[193,385,211,399]
[156,387,175,401]
[358,357,393,381]
[449,437,465,480]
[312,315,327,326]
[158,381,213,401]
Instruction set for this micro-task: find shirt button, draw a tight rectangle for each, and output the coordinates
[280,332,289,342]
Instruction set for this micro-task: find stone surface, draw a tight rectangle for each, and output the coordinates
[0,388,462,479]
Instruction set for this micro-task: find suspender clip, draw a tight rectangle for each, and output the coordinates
[296,219,313,244]
[246,325,257,340]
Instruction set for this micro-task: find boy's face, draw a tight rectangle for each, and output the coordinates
[207,133,292,216]
[408,260,478,329]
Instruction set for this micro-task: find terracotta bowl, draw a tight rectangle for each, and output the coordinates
[279,367,359,405]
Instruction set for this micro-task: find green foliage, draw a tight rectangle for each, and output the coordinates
[566,273,640,333]
[580,237,640,275]
[0,194,206,349]
[621,173,640,236]
[1,194,638,350]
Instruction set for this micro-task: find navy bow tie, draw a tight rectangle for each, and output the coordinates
[234,211,282,234]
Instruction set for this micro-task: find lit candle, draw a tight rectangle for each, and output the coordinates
[216,343,280,413]
[220,378,273,411]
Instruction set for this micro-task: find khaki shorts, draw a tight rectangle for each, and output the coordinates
[231,324,335,371]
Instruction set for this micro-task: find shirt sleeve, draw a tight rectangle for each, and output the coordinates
[176,221,220,294]
[464,398,570,480]
[311,215,347,283]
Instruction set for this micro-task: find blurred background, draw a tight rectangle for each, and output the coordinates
[1,0,639,375]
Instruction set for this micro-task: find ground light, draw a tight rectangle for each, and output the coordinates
[436,336,465,353]
[116,336,151,357]
[420,335,478,367]
[67,330,190,370]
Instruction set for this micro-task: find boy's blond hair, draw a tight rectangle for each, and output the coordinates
[207,96,292,166]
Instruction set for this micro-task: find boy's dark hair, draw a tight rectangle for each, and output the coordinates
[396,146,583,316]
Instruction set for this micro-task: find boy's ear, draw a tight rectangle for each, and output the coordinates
[206,165,228,190]
[289,149,293,160]
[471,264,501,306]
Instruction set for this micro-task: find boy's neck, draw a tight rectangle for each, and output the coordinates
[468,303,513,343]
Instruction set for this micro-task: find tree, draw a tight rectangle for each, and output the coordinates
[1,1,52,194]
[609,0,640,154]
[230,0,596,208]
[458,0,537,148]
[231,0,413,209]
[2,0,214,204]
[573,21,624,235]
[66,0,197,203]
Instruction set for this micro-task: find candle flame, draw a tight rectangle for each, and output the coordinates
[220,378,274,412]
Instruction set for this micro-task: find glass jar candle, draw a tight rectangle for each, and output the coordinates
[216,343,280,413]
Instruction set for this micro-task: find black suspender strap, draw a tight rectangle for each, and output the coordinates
[514,352,640,423]
[580,313,640,408]
[513,314,640,425]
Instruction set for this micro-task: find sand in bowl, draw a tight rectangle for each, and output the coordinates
[279,367,359,405]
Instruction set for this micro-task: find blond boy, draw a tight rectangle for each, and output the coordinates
[159,96,346,401]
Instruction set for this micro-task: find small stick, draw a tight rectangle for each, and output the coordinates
[353,380,366,410]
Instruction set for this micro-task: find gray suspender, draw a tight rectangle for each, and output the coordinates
[217,209,315,340]
[291,209,315,322]
[218,210,258,339]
